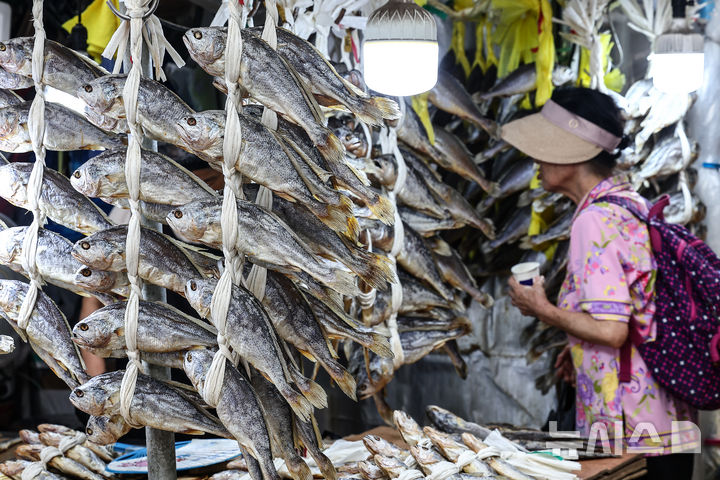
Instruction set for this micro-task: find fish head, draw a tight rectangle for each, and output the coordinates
[182,348,213,393]
[551,66,575,86]
[167,200,219,244]
[335,125,368,157]
[183,27,226,68]
[69,371,122,416]
[365,154,397,187]
[185,277,217,318]
[73,311,113,349]
[0,460,31,477]
[85,415,127,445]
[73,265,118,293]
[409,444,440,466]
[394,411,424,446]
[175,111,224,153]
[77,76,124,115]
[0,38,30,74]
[71,229,125,271]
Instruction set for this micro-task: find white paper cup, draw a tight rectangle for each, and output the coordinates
[511,262,540,286]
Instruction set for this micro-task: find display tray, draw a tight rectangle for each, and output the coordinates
[107,439,242,474]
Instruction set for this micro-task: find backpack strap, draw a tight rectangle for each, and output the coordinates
[591,194,661,383]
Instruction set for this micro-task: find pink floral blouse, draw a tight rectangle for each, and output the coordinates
[558,175,699,455]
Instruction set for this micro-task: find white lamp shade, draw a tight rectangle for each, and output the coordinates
[650,52,704,94]
[363,40,438,96]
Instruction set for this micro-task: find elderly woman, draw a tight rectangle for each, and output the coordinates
[504,87,698,479]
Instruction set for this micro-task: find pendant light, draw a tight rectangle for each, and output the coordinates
[649,1,704,94]
[363,0,438,96]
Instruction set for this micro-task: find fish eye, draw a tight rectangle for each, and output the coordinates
[85,427,93,436]
[73,171,81,178]
[189,281,197,291]
[79,323,89,331]
[74,389,84,398]
[83,85,93,93]
[80,268,92,277]
[345,134,352,140]
[0,44,5,52]
[193,31,202,40]
[186,353,192,362]
[81,241,90,250]
[186,117,197,127]
[173,210,183,219]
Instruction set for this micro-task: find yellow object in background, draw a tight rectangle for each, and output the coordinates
[451,21,472,78]
[62,0,121,63]
[576,33,626,93]
[411,92,435,145]
[527,167,558,261]
[490,0,555,107]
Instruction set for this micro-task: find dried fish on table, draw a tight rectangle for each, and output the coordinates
[15,443,105,480]
[183,28,345,165]
[0,102,125,153]
[0,37,106,95]
[168,199,361,296]
[37,424,116,462]
[70,148,217,206]
[0,459,69,480]
[183,349,282,480]
[38,432,111,478]
[373,454,422,480]
[428,70,499,137]
[175,109,356,236]
[185,278,327,420]
[0,163,113,235]
[78,74,194,151]
[424,426,495,476]
[0,280,88,388]
[70,226,205,295]
[70,370,230,437]
[73,301,216,353]
[461,434,535,480]
[0,226,117,304]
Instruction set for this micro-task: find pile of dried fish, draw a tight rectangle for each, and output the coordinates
[0,424,118,480]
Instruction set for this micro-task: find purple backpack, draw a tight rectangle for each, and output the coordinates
[594,195,720,410]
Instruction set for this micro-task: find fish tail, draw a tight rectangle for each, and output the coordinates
[344,244,395,290]
[367,333,394,358]
[315,130,346,168]
[351,97,401,126]
[321,266,360,297]
[279,383,314,422]
[290,368,328,410]
[296,417,337,480]
[258,454,282,480]
[468,288,494,308]
[365,193,396,225]
[285,456,312,480]
[320,357,357,400]
[307,195,359,241]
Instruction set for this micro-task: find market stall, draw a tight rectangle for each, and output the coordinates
[0,0,717,478]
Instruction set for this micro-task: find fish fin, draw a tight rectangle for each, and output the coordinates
[319,263,360,297]
[321,359,357,401]
[278,55,325,124]
[340,237,395,290]
[483,180,500,197]
[363,192,395,225]
[316,131,347,171]
[114,326,125,337]
[351,97,401,126]
[183,429,207,435]
[367,333,394,358]
[280,383,315,422]
[282,136,332,183]
[290,368,328,409]
[340,76,368,97]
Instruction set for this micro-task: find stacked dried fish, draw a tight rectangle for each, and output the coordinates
[0,424,118,480]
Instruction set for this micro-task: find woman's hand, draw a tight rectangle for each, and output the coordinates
[554,344,576,387]
[508,276,553,318]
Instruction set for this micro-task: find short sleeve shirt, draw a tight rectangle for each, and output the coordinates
[557,175,698,455]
